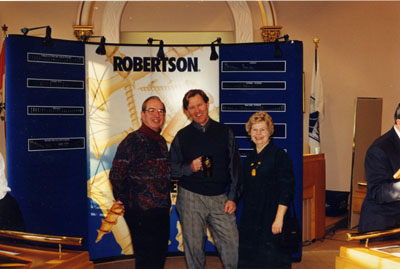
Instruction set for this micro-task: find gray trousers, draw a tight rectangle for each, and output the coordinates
[176,186,239,269]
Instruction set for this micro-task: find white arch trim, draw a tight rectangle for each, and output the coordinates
[263,1,278,26]
[77,1,254,43]
[101,1,126,43]
[226,1,253,43]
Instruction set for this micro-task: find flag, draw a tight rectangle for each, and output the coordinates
[0,38,5,151]
[0,39,4,95]
[308,48,324,154]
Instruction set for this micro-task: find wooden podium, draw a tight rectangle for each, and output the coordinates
[0,242,93,268]
[336,242,400,268]
[303,153,326,240]
[0,230,93,268]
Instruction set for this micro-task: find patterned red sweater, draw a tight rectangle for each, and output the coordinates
[109,124,171,210]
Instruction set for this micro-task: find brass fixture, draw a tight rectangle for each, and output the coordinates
[73,25,94,42]
[346,227,400,248]
[261,26,282,42]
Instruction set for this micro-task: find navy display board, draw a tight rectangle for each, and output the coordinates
[5,35,88,249]
[219,41,303,259]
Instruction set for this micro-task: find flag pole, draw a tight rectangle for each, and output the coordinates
[313,37,319,72]
[309,37,323,154]
[1,24,7,38]
[313,37,320,48]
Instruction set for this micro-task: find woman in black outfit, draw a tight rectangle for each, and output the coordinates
[238,111,295,268]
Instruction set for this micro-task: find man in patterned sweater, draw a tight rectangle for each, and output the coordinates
[109,96,170,269]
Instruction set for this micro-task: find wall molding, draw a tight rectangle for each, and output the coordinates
[76,1,256,43]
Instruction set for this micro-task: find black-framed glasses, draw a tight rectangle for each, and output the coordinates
[144,108,166,115]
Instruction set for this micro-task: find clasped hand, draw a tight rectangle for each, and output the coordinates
[190,156,203,172]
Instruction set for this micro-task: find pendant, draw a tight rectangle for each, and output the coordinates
[251,168,256,177]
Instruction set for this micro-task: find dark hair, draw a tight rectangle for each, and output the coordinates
[142,96,165,112]
[182,89,209,110]
[395,103,400,123]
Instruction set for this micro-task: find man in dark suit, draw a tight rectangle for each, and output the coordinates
[0,153,25,232]
[359,103,400,236]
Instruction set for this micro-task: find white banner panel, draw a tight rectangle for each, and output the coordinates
[86,44,219,259]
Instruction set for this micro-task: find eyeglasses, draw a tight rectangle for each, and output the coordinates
[144,108,166,115]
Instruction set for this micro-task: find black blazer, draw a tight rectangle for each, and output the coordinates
[0,193,25,232]
[359,127,400,233]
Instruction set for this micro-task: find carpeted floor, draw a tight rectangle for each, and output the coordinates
[95,227,361,269]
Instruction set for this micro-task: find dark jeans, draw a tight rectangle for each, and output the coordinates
[124,207,170,269]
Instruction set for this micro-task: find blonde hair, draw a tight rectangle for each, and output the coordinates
[245,111,274,136]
